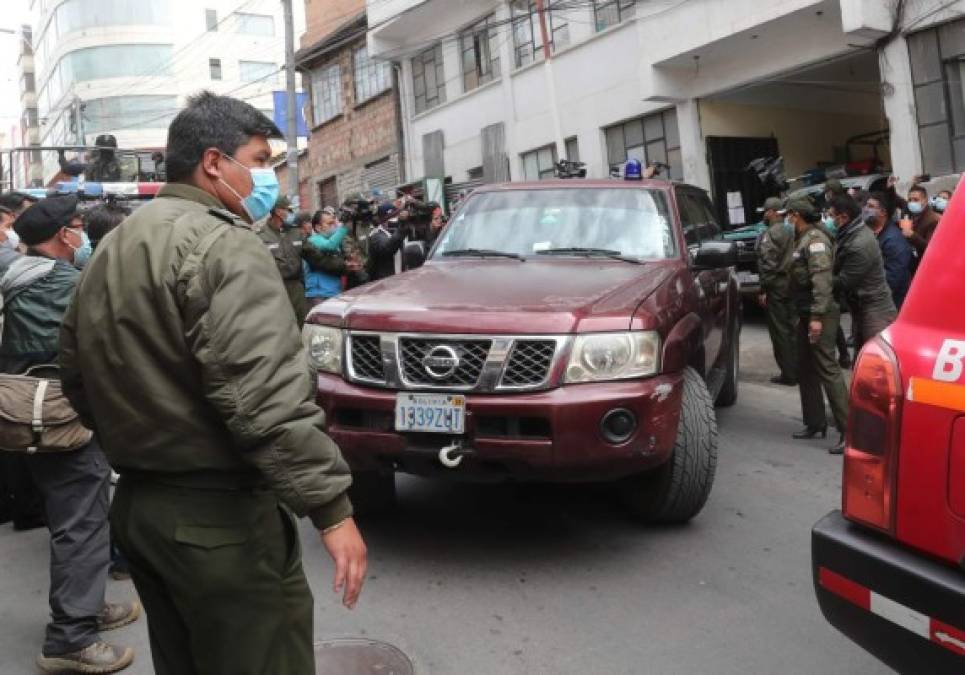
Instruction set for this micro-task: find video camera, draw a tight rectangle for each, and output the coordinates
[339,193,376,227]
[555,159,587,179]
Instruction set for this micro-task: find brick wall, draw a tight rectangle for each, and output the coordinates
[300,29,401,209]
[301,0,364,50]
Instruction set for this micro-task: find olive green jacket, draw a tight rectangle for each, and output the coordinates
[259,222,303,282]
[788,225,836,319]
[59,183,352,529]
[757,220,794,297]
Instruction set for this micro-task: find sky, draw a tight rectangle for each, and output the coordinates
[0,0,31,145]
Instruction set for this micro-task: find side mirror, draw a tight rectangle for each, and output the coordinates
[693,240,738,270]
[402,241,426,270]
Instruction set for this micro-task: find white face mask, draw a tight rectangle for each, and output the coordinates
[2,228,19,250]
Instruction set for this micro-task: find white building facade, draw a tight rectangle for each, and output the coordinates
[29,0,304,182]
[368,0,963,221]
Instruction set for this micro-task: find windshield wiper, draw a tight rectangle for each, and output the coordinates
[441,249,525,261]
[535,248,643,264]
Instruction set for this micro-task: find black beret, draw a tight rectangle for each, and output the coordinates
[14,195,79,246]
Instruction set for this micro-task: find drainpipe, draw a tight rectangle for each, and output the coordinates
[535,0,566,159]
[393,62,410,183]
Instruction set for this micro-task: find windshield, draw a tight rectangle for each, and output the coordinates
[432,188,676,260]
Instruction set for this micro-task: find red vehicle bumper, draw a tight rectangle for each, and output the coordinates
[812,511,965,673]
[315,372,684,481]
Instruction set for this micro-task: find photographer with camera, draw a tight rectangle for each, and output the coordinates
[368,198,409,281]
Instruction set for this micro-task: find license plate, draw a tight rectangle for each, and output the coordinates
[737,271,759,286]
[395,393,466,434]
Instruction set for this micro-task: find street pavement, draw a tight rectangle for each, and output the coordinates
[0,315,890,675]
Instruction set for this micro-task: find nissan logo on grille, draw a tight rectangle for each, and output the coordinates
[422,345,461,380]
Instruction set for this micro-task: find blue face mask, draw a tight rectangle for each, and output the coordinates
[823,216,836,233]
[219,154,280,223]
[907,200,924,215]
[284,212,296,226]
[932,197,948,213]
[71,230,92,269]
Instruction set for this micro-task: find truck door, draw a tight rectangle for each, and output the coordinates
[677,188,726,375]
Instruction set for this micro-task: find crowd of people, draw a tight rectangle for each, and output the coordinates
[757,176,955,454]
[258,190,446,324]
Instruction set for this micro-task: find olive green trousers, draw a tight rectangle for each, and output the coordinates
[796,306,850,433]
[111,477,315,675]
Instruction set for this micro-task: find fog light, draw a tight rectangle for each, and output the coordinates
[601,408,637,444]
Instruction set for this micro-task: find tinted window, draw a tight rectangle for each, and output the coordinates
[675,190,702,246]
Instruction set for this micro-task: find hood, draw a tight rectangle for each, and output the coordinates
[0,255,55,296]
[722,223,766,241]
[314,259,678,334]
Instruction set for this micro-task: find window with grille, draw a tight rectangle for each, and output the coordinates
[412,44,446,114]
[209,58,221,81]
[311,63,342,125]
[511,0,570,68]
[353,45,392,105]
[521,144,558,180]
[604,110,682,179]
[593,0,636,32]
[564,136,579,162]
[460,15,501,92]
[907,18,965,174]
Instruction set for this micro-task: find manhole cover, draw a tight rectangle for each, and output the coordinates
[315,638,414,675]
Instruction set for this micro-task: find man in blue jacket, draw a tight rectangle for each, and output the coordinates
[864,192,913,309]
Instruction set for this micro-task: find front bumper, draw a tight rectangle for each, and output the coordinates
[316,372,684,481]
[812,511,965,673]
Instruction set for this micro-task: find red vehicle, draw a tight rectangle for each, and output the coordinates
[304,179,740,522]
[812,178,965,672]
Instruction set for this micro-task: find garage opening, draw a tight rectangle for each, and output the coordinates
[701,50,888,227]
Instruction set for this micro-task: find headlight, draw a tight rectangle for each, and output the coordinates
[564,331,660,383]
[302,324,344,374]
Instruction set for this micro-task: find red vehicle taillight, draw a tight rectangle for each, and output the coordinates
[842,336,903,533]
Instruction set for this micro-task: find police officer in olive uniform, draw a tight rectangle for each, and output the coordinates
[59,93,367,675]
[785,197,849,454]
[260,196,307,323]
[756,197,798,385]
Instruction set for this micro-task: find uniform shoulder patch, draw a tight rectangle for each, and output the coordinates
[808,242,827,254]
[207,207,248,228]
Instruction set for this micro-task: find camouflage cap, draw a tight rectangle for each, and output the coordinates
[757,197,784,213]
[824,179,845,195]
[781,196,816,217]
[273,195,291,210]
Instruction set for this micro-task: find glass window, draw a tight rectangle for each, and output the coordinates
[593,0,636,32]
[434,188,676,260]
[64,44,173,84]
[82,95,178,134]
[510,1,570,68]
[412,44,446,114]
[205,8,217,31]
[54,0,171,38]
[235,13,274,37]
[353,46,392,104]
[521,144,558,180]
[460,15,500,92]
[603,109,682,180]
[209,58,222,80]
[239,60,277,83]
[908,18,965,174]
[311,63,342,125]
[565,136,579,162]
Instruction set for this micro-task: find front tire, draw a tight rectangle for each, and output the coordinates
[620,367,719,523]
[715,321,740,407]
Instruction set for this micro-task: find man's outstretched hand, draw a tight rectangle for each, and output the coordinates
[321,517,367,609]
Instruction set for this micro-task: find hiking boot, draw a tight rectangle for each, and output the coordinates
[98,602,141,631]
[37,640,134,674]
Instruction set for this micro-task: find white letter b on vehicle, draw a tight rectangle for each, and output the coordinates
[933,340,965,382]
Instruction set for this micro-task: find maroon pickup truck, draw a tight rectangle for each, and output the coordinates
[303,179,741,522]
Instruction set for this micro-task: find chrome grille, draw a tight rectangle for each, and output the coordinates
[398,338,491,387]
[501,340,556,387]
[350,335,385,382]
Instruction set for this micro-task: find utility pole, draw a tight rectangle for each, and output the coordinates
[282,0,299,210]
[75,97,86,146]
[534,0,565,160]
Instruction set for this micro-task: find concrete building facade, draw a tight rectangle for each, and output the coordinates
[28,0,304,182]
[295,0,403,211]
[368,0,963,221]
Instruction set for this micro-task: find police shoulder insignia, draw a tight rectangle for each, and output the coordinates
[208,207,248,228]
[808,242,826,254]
